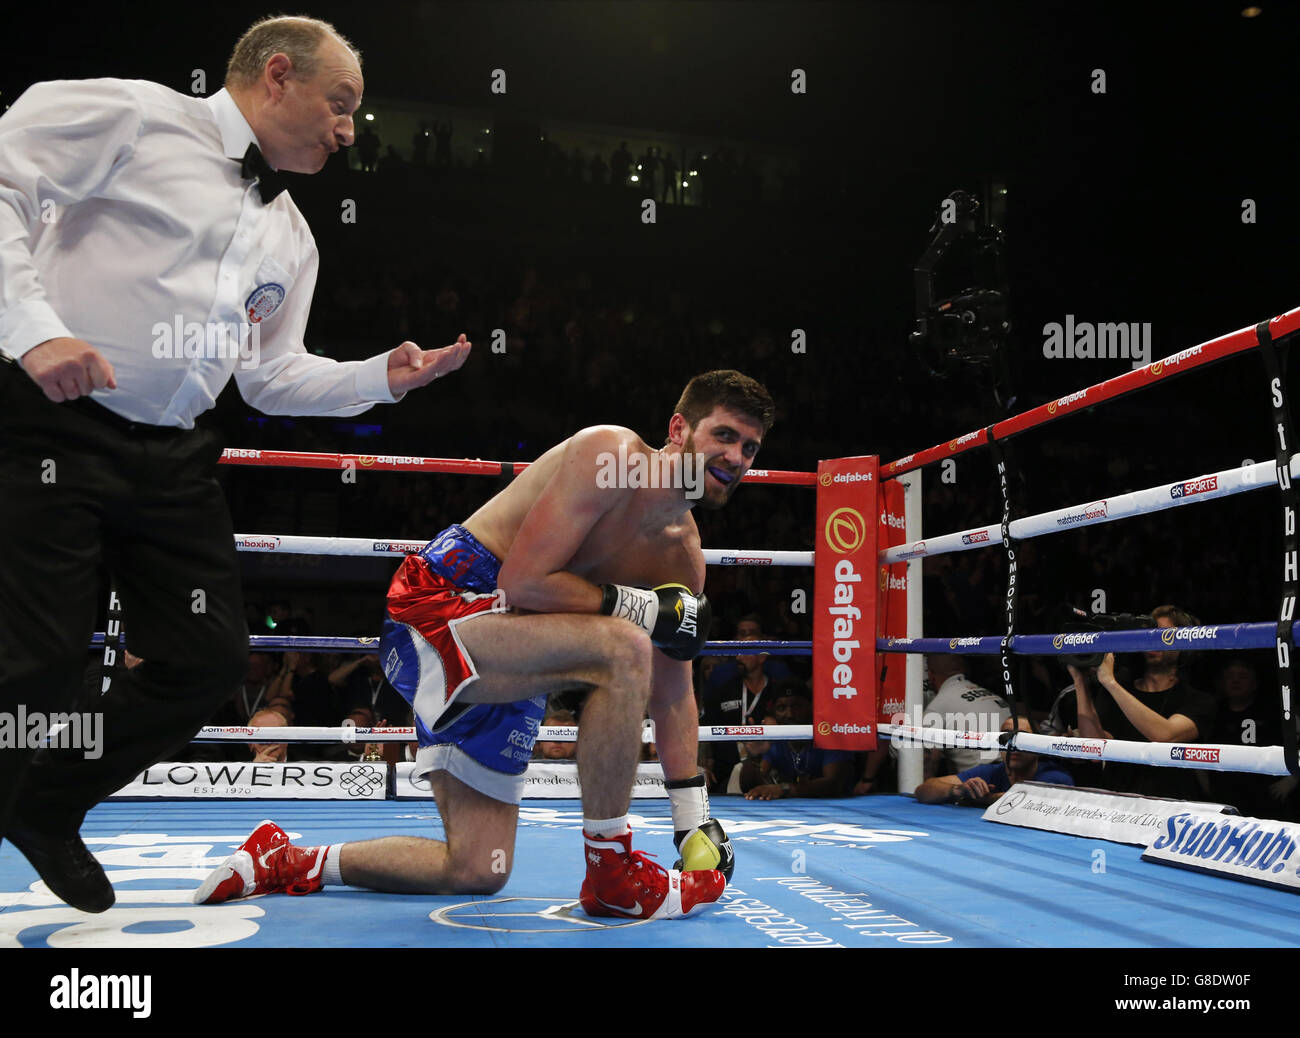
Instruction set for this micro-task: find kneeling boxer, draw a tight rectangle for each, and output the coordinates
[197,370,774,919]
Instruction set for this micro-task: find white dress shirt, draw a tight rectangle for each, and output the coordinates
[0,78,396,428]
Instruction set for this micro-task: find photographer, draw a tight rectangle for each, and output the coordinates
[1068,604,1217,801]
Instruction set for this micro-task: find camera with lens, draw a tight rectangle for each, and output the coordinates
[1060,607,1156,668]
[909,190,1012,382]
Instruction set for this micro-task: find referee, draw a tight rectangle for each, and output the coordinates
[0,16,470,911]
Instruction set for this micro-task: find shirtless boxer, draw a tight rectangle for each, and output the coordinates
[196,370,774,919]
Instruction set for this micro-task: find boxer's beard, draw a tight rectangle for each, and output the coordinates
[683,431,739,510]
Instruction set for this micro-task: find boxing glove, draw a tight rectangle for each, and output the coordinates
[600,582,712,661]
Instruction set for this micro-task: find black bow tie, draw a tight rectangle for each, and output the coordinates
[239,143,287,203]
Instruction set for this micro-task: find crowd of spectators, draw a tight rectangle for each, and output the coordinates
[339,115,785,210]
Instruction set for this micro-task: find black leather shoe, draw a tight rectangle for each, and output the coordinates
[5,822,115,913]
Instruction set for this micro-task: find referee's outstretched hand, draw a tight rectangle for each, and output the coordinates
[21,336,117,402]
[386,334,472,395]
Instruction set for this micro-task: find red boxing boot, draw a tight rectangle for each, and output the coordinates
[193,820,328,904]
[579,829,725,920]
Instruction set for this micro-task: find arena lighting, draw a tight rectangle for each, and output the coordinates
[1241,6,1262,16]
[364,113,375,121]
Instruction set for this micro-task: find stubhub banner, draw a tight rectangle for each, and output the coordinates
[1142,811,1300,892]
[813,456,878,751]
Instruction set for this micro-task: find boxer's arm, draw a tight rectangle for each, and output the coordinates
[497,427,626,613]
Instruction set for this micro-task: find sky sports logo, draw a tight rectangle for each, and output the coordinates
[1170,476,1219,500]
[1170,746,1220,763]
[961,531,991,545]
[721,556,773,565]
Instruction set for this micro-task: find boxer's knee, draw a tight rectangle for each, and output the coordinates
[444,852,511,894]
[592,619,652,691]
[454,869,510,895]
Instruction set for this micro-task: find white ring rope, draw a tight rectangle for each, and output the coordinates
[881,457,1296,564]
[233,534,813,567]
[191,723,1290,776]
[880,725,1289,776]
[193,723,816,744]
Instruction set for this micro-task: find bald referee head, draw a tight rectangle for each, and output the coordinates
[224,16,364,174]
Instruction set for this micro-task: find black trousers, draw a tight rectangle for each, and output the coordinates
[0,361,248,836]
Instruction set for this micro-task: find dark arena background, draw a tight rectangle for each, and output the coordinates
[3,0,1300,1005]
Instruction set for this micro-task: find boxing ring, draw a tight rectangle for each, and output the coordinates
[5,305,1300,951]
[4,798,1298,948]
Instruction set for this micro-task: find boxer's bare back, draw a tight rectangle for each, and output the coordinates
[467,425,707,600]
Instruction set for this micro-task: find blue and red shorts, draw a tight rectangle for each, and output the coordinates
[381,524,546,804]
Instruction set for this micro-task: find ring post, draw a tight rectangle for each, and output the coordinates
[814,455,879,751]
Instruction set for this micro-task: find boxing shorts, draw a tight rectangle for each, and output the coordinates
[381,524,547,804]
